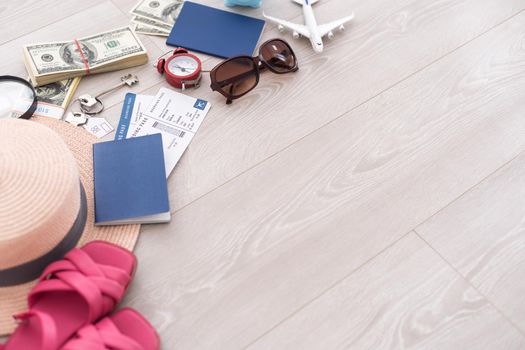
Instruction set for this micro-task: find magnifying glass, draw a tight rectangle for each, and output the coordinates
[0,76,38,119]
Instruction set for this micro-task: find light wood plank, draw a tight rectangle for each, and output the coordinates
[248,233,525,350]
[99,0,525,212]
[417,152,525,332]
[0,0,105,45]
[123,11,525,349]
[2,0,524,347]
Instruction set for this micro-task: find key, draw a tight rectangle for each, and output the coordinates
[78,74,139,110]
[94,74,139,100]
[78,94,98,108]
[65,111,88,126]
[79,97,104,116]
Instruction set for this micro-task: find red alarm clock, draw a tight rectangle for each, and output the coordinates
[156,48,202,90]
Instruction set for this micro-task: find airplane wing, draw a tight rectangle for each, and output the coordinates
[317,13,355,37]
[292,0,319,4]
[263,13,311,38]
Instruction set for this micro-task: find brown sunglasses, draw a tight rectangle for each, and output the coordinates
[210,39,299,104]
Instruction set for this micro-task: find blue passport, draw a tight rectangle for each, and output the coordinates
[166,1,266,58]
[93,134,170,225]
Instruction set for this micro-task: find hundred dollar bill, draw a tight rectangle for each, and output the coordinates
[133,24,170,37]
[23,27,148,86]
[131,0,183,26]
[34,77,80,109]
[131,15,173,32]
[10,77,80,119]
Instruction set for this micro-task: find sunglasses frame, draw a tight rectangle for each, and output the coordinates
[210,39,299,104]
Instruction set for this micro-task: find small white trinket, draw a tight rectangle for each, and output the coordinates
[65,112,88,126]
[83,117,114,138]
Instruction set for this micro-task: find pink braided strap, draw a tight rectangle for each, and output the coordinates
[41,249,129,285]
[28,249,128,322]
[13,310,58,350]
[62,318,143,350]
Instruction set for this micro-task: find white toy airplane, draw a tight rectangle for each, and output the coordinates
[263,0,354,53]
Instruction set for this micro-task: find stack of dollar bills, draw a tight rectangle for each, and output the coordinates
[10,77,81,119]
[23,27,148,86]
[131,0,183,37]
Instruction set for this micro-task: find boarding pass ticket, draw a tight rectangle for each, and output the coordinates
[115,93,154,141]
[116,88,211,177]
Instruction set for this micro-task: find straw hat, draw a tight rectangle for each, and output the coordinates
[0,117,140,336]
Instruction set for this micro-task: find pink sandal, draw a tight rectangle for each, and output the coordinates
[3,241,136,350]
[61,308,159,350]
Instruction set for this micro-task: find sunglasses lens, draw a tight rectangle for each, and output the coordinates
[260,40,296,73]
[214,57,258,98]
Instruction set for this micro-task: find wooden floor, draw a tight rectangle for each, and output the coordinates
[2,0,525,348]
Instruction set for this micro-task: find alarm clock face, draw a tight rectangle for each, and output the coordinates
[167,55,199,77]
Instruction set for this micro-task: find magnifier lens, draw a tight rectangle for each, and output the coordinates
[0,78,37,119]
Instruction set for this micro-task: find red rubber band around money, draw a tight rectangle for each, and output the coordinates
[74,39,90,75]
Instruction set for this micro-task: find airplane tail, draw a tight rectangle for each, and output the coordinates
[292,0,319,5]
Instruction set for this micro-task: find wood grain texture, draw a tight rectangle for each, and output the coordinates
[98,0,525,212]
[417,152,525,333]
[122,10,525,349]
[248,233,525,349]
[1,0,524,348]
[0,0,105,45]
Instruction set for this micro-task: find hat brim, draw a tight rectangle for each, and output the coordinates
[0,117,140,336]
